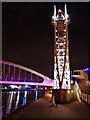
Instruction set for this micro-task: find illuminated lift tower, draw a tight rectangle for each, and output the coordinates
[51,4,71,103]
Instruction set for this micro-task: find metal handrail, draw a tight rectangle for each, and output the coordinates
[1,92,39,119]
[2,97,29,119]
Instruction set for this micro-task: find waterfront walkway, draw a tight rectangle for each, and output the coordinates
[11,92,89,119]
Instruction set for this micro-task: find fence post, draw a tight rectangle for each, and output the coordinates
[17,98,21,114]
[3,102,7,119]
[10,99,14,119]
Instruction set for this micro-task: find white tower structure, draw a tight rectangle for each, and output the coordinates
[51,4,71,103]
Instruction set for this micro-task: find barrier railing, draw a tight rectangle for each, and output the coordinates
[1,92,37,120]
[1,96,35,120]
[81,92,90,104]
[1,89,46,120]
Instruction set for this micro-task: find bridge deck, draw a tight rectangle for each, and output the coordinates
[11,92,89,119]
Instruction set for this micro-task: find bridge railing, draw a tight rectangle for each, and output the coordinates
[81,92,90,104]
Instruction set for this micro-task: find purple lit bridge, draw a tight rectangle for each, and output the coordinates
[0,60,53,86]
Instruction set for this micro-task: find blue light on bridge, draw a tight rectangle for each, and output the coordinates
[25,85,28,88]
[83,68,90,81]
[83,68,90,73]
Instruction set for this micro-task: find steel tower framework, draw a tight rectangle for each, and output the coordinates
[51,4,71,102]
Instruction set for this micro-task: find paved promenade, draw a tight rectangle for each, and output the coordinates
[11,92,90,119]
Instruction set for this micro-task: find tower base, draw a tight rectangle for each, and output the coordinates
[52,89,72,104]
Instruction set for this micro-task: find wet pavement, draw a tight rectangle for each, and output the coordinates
[11,92,89,119]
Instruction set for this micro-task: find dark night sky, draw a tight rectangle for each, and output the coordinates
[2,2,88,79]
